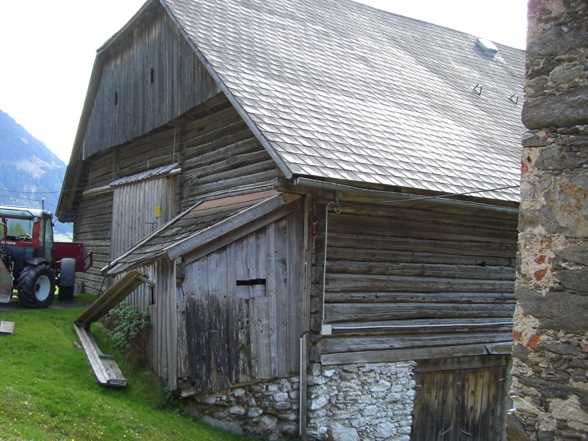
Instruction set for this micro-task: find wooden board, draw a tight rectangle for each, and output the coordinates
[74,270,154,326]
[0,321,15,335]
[73,323,127,388]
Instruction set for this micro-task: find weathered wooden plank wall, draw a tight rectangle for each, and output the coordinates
[83,4,220,158]
[110,175,177,261]
[313,192,518,365]
[119,259,178,389]
[73,189,113,293]
[178,208,304,393]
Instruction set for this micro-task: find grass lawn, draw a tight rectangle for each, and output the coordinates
[0,297,261,440]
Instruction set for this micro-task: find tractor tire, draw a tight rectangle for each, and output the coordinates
[17,264,55,308]
[57,285,74,301]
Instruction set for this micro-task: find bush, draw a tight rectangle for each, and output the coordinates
[99,302,151,368]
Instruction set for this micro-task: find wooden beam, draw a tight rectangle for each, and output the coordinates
[74,270,154,326]
[0,321,15,335]
[321,343,494,366]
[166,193,300,261]
[73,323,127,388]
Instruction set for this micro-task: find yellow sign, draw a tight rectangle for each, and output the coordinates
[155,206,161,218]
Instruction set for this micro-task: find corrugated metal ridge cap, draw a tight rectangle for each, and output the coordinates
[110,163,180,187]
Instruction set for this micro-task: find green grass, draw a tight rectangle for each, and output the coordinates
[0,299,261,441]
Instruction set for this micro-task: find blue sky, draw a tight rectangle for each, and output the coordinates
[0,0,527,163]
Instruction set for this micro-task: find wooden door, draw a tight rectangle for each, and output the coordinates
[110,175,177,261]
[411,355,509,441]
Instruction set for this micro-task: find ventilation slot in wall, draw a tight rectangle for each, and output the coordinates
[236,279,266,299]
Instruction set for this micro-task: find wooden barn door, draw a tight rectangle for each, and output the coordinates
[110,175,177,261]
[411,355,509,441]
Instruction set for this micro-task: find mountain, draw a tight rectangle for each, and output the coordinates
[0,108,72,238]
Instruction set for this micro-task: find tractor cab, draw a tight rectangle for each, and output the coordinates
[0,207,54,268]
[0,205,93,308]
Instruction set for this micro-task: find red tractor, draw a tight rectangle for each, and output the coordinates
[0,206,92,308]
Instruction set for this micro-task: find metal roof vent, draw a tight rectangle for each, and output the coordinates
[476,38,498,57]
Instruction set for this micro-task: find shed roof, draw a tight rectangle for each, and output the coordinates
[160,0,525,201]
[105,189,287,275]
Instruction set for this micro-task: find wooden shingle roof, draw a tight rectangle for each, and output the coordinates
[161,0,525,201]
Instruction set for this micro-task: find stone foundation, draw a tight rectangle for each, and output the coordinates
[306,362,416,441]
[186,377,300,440]
[185,361,416,440]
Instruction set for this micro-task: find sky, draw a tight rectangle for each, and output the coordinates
[0,0,528,164]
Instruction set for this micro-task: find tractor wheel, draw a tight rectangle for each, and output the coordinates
[17,264,55,308]
[58,285,74,301]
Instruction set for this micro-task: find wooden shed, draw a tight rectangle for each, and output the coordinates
[58,0,525,439]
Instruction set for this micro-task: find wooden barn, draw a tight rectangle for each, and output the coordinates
[57,0,524,439]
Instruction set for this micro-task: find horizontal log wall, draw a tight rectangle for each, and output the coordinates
[83,4,220,158]
[74,190,113,294]
[179,208,304,393]
[179,106,278,208]
[74,99,278,293]
[311,191,518,365]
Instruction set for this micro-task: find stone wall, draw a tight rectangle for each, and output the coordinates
[187,376,300,440]
[509,0,588,440]
[306,362,415,441]
[185,361,416,440]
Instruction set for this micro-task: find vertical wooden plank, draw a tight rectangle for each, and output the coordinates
[208,250,230,390]
[275,217,289,376]
[176,265,189,381]
[227,242,247,384]
[163,260,177,390]
[247,233,257,279]
[287,206,303,374]
[266,223,279,377]
[251,226,271,380]
[191,257,212,392]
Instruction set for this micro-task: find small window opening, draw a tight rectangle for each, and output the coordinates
[114,91,119,106]
[150,67,154,84]
[236,279,266,286]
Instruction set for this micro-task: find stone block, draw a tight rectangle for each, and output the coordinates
[331,422,360,441]
[515,286,588,331]
[555,242,588,264]
[527,22,588,57]
[506,411,531,441]
[556,268,588,292]
[522,86,588,129]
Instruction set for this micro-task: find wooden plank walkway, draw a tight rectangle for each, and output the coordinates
[74,270,153,387]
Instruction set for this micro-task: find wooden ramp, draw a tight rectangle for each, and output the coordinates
[74,270,154,387]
